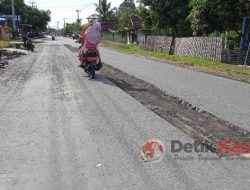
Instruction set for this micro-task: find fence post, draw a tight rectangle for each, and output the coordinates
[240,17,249,51]
[244,42,250,66]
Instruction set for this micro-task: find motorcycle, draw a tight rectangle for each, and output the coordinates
[52,35,55,40]
[22,36,35,52]
[78,48,102,79]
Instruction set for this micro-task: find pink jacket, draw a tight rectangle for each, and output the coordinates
[84,38,97,49]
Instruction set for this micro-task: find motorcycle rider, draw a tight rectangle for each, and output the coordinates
[22,34,28,47]
[79,20,102,67]
[52,33,55,40]
[22,32,34,51]
[77,20,93,66]
[78,19,94,45]
[76,20,93,67]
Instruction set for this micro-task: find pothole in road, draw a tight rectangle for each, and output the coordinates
[0,50,26,69]
[100,64,250,157]
[64,44,78,52]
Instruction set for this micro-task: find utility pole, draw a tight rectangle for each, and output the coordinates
[75,10,81,20]
[11,0,16,30]
[62,18,66,36]
[76,10,81,28]
[29,1,36,9]
[63,18,66,28]
[56,21,59,30]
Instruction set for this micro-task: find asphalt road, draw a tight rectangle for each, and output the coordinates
[99,47,250,131]
[0,37,249,190]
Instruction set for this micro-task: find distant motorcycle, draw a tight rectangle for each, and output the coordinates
[52,35,55,40]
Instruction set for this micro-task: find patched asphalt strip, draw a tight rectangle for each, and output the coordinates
[100,63,250,157]
[64,44,79,52]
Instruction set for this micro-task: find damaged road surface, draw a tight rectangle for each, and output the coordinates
[0,37,250,190]
[100,64,250,155]
[0,49,25,69]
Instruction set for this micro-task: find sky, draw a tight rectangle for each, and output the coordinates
[24,0,129,29]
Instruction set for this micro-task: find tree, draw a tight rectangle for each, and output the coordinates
[24,6,51,31]
[138,0,192,37]
[0,0,13,14]
[0,0,51,31]
[187,0,249,36]
[119,0,136,12]
[65,22,81,34]
[117,0,137,31]
[46,26,57,34]
[94,0,117,20]
[118,9,136,31]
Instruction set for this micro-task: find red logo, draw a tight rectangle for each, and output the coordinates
[141,139,165,162]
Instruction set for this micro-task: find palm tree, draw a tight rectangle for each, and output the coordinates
[94,0,117,20]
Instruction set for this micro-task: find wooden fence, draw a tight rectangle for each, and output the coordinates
[139,36,173,54]
[139,36,222,62]
[138,35,250,65]
[221,49,250,65]
[174,37,222,61]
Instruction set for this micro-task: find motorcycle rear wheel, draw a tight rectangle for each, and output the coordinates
[90,62,96,79]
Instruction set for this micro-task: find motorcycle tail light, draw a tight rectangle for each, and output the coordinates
[87,57,98,62]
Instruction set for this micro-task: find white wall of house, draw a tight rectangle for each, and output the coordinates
[127,32,131,44]
[126,29,150,45]
[102,31,126,43]
[137,29,145,45]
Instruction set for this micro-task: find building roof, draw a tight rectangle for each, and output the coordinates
[128,16,142,29]
[101,20,118,32]
[86,14,99,20]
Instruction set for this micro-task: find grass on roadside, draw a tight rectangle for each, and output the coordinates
[0,39,10,48]
[101,40,250,79]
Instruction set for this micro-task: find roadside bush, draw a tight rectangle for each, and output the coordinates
[0,39,10,48]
